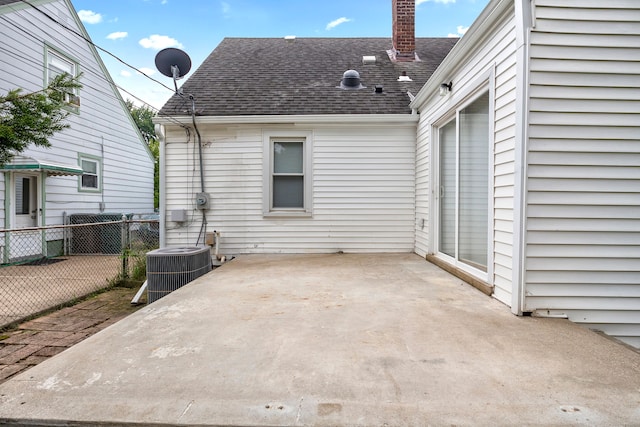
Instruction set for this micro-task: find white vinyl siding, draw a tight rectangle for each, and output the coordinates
[0,0,154,225]
[492,25,518,305]
[524,0,640,348]
[415,8,517,303]
[164,123,416,253]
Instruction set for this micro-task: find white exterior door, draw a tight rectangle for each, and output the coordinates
[436,92,490,273]
[15,174,38,228]
[12,173,43,259]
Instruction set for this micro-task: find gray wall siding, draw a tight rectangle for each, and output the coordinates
[414,10,517,305]
[163,123,417,253]
[0,0,154,227]
[524,0,640,348]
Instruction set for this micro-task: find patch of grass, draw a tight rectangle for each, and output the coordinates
[129,251,147,281]
[107,249,147,287]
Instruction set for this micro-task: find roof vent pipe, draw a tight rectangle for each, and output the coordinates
[339,70,366,90]
[398,71,413,82]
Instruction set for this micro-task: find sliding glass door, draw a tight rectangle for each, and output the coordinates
[437,92,489,272]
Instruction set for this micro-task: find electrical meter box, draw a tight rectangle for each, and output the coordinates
[195,192,209,210]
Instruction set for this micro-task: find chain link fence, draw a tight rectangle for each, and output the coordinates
[0,214,159,329]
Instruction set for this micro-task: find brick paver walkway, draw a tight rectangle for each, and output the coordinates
[0,286,145,383]
[0,255,122,328]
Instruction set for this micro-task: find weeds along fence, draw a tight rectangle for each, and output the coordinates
[0,214,159,329]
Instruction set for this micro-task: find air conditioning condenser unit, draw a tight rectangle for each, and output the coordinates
[146,246,212,303]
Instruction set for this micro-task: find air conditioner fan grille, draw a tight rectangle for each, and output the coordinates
[146,246,212,303]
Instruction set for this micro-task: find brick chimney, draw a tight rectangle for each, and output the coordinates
[391,0,416,62]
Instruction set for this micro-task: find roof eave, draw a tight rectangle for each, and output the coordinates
[410,0,513,109]
[154,113,420,127]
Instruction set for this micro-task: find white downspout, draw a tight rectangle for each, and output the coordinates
[214,230,225,262]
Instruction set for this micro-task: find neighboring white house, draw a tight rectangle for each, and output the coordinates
[155,0,639,348]
[0,0,154,259]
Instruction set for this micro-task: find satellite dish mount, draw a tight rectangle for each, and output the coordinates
[155,48,192,94]
[154,47,207,234]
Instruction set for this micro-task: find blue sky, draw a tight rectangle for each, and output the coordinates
[70,0,490,110]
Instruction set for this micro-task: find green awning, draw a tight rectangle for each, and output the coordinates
[0,156,83,176]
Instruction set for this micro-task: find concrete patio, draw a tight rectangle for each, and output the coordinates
[0,253,638,426]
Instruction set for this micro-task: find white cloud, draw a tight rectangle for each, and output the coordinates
[448,25,469,37]
[120,70,132,77]
[137,67,156,76]
[139,34,183,50]
[77,10,103,24]
[161,0,168,4]
[326,17,351,31]
[221,1,230,17]
[107,31,128,40]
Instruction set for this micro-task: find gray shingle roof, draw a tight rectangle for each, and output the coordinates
[0,0,22,7]
[159,37,457,117]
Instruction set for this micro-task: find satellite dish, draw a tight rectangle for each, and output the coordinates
[155,48,192,80]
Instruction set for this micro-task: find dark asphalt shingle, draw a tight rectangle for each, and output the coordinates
[159,37,457,117]
[0,0,22,7]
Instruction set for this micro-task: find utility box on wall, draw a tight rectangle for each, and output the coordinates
[170,209,188,222]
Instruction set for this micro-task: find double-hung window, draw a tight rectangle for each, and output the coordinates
[46,47,80,108]
[273,140,304,208]
[79,154,101,192]
[263,131,312,216]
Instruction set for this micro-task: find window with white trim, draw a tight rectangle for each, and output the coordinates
[79,155,101,192]
[263,131,312,216]
[46,47,80,108]
[436,91,490,272]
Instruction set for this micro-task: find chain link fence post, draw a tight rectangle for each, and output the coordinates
[0,215,158,329]
[121,214,129,281]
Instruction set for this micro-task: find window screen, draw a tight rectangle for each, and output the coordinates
[272,140,304,208]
